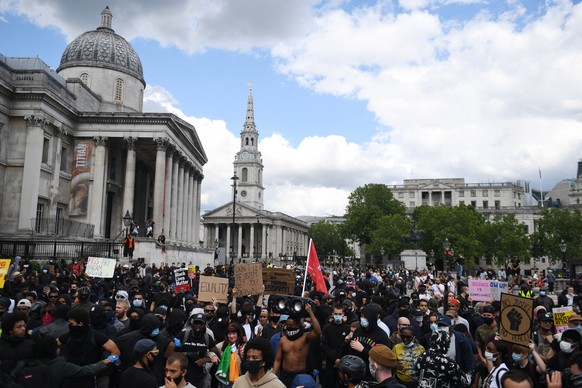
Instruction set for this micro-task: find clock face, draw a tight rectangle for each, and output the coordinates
[241,190,247,197]
[241,151,250,159]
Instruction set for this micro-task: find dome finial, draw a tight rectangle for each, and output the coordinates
[100,6,113,31]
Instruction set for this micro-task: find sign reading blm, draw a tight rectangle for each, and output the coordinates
[235,263,263,296]
[174,268,190,293]
[499,293,534,347]
[85,257,116,278]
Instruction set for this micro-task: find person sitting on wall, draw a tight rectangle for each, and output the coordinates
[156,232,167,253]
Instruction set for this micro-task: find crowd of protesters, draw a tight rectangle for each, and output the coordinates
[0,253,580,388]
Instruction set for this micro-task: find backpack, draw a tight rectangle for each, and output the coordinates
[8,359,51,388]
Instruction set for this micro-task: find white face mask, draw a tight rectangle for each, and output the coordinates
[560,341,575,354]
[484,351,497,361]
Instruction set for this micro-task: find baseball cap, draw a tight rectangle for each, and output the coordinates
[17,299,32,308]
[190,312,206,323]
[437,316,452,326]
[540,312,553,322]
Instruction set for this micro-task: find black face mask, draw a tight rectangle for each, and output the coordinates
[68,324,89,339]
[169,375,183,385]
[286,327,303,341]
[269,316,280,324]
[245,360,263,374]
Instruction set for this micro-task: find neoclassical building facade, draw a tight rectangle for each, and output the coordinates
[202,87,308,265]
[0,7,207,246]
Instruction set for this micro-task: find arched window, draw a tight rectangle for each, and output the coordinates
[245,137,249,145]
[80,73,89,85]
[258,170,262,185]
[242,168,248,182]
[115,78,124,102]
[251,137,254,146]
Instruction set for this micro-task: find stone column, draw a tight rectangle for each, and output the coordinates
[49,125,66,219]
[226,225,231,261]
[176,158,185,241]
[90,136,108,238]
[153,138,167,234]
[192,173,200,246]
[187,170,195,243]
[180,165,189,242]
[237,224,243,260]
[261,224,266,258]
[214,225,219,247]
[122,137,137,219]
[250,224,255,260]
[170,156,179,240]
[163,148,174,237]
[18,115,47,231]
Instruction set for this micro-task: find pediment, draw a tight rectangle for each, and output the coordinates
[203,201,262,221]
[417,179,456,190]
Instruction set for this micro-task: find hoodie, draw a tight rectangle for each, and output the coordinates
[232,370,286,388]
[415,331,470,388]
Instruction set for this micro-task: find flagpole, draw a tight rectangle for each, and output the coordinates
[539,168,544,207]
[302,239,312,295]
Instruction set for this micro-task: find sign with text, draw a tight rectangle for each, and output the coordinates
[0,259,11,288]
[174,268,191,293]
[262,268,295,295]
[198,275,229,303]
[235,263,263,296]
[468,279,509,302]
[85,257,116,278]
[188,265,197,280]
[499,293,534,347]
[552,306,574,333]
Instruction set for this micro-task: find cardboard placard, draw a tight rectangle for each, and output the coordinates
[235,263,264,296]
[198,275,229,303]
[262,268,295,295]
[0,259,11,289]
[499,293,534,347]
[85,257,116,278]
[174,268,191,293]
[552,306,574,333]
[468,279,509,302]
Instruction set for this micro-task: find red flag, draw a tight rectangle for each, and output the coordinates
[307,239,328,295]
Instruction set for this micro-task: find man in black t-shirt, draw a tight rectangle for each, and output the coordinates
[119,338,159,388]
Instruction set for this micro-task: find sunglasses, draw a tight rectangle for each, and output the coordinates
[401,335,413,341]
[204,310,215,313]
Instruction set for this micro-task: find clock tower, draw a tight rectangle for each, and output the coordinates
[234,84,264,210]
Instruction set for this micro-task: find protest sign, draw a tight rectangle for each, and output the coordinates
[188,265,197,280]
[198,275,229,303]
[553,306,574,333]
[499,293,533,347]
[0,259,11,288]
[468,279,509,302]
[235,263,263,296]
[85,257,116,278]
[174,268,190,293]
[262,268,295,295]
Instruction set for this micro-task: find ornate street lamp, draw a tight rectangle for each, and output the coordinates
[559,239,567,277]
[443,238,451,275]
[123,210,132,235]
[230,173,239,265]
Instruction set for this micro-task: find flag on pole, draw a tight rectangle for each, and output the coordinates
[306,239,328,295]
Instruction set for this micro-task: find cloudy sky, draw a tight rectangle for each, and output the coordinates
[1,0,581,217]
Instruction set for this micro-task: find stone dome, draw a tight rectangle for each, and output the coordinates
[57,7,145,85]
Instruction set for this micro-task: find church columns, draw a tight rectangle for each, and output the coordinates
[170,157,179,240]
[262,225,267,258]
[90,136,108,238]
[226,225,231,258]
[18,115,47,231]
[180,162,188,242]
[49,125,66,219]
[176,158,185,241]
[250,224,255,259]
[237,225,243,259]
[122,136,136,220]
[194,174,202,246]
[163,148,174,237]
[153,138,167,232]
[187,169,194,243]
[214,225,219,248]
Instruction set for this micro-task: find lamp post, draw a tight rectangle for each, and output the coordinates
[123,210,132,236]
[559,239,567,278]
[443,238,451,276]
[214,238,219,266]
[231,173,239,266]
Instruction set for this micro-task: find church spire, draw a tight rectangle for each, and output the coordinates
[99,6,113,32]
[243,81,256,133]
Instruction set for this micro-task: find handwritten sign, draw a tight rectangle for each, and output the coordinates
[188,265,197,280]
[262,268,295,295]
[0,259,11,288]
[235,263,263,296]
[85,257,116,278]
[174,268,191,293]
[499,293,533,347]
[553,306,573,333]
[198,275,229,303]
[469,279,509,302]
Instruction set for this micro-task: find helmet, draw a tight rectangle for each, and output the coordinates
[339,355,366,380]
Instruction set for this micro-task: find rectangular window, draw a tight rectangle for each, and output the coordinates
[60,147,68,172]
[482,190,488,197]
[398,192,404,199]
[459,190,465,198]
[55,207,63,235]
[409,191,415,198]
[495,200,500,209]
[471,201,476,207]
[409,201,415,207]
[42,138,50,164]
[459,200,465,206]
[470,190,476,197]
[494,190,500,197]
[35,202,44,233]
[483,201,488,209]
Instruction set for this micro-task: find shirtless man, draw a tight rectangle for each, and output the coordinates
[273,303,321,387]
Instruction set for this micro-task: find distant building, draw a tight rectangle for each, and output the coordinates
[202,87,308,266]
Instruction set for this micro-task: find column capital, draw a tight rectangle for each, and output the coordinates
[93,136,108,147]
[54,123,69,138]
[124,136,137,150]
[24,115,48,128]
[155,137,169,151]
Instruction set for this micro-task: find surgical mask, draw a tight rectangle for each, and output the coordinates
[484,351,497,361]
[150,328,160,337]
[437,326,449,333]
[512,353,522,362]
[42,269,48,274]
[333,315,343,324]
[560,341,575,353]
[540,291,546,296]
[133,300,143,308]
[404,340,415,348]
[430,323,438,332]
[415,316,423,323]
[360,318,369,328]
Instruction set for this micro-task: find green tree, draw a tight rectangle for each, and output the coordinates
[369,213,412,259]
[343,184,406,246]
[481,214,530,267]
[530,208,582,265]
[308,221,351,258]
[414,205,485,267]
